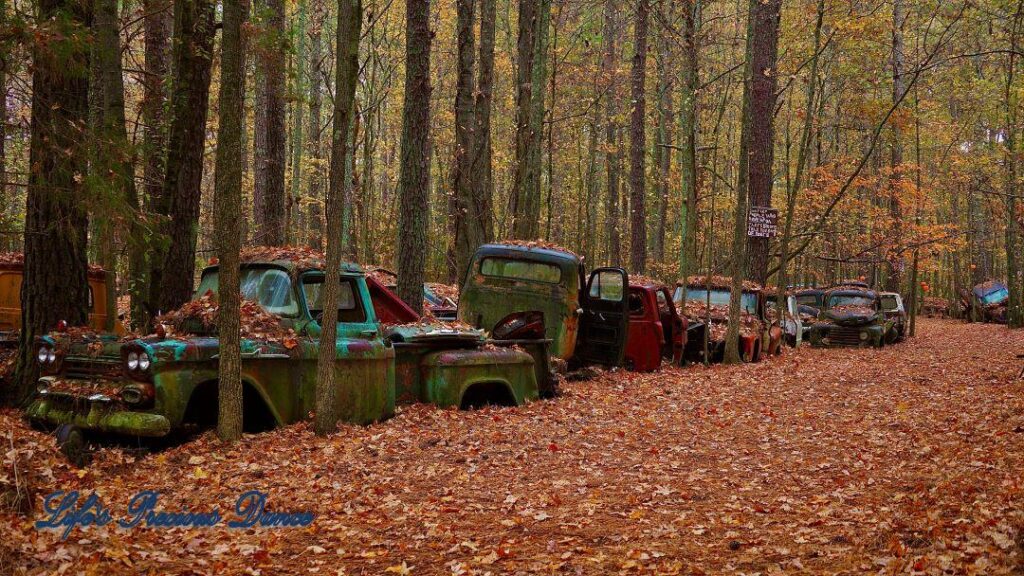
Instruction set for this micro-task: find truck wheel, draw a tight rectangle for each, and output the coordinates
[56,424,92,467]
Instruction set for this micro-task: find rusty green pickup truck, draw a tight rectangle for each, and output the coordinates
[26,253,550,460]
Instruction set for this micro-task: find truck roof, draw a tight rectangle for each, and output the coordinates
[474,243,581,266]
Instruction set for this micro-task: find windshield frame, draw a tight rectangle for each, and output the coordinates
[676,286,759,315]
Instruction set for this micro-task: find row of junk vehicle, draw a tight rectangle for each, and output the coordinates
[0,243,915,463]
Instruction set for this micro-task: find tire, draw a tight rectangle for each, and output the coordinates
[56,424,92,467]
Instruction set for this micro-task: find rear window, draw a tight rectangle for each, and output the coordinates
[796,294,820,306]
[880,295,899,311]
[480,257,561,284]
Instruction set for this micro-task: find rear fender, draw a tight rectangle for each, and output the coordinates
[420,348,539,408]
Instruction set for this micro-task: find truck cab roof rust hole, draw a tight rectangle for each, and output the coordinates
[460,382,516,410]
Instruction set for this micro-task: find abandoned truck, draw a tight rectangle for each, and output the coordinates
[807,285,892,348]
[963,280,1009,324]
[674,276,783,364]
[26,252,550,459]
[457,242,688,372]
[458,242,632,369]
[879,291,908,343]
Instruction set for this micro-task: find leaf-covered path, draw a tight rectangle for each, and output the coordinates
[3,318,1024,574]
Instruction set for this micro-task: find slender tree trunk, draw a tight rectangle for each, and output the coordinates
[652,0,672,263]
[677,0,700,281]
[290,0,307,246]
[452,0,482,283]
[214,0,246,442]
[628,0,649,273]
[149,0,215,318]
[254,0,287,245]
[886,0,907,292]
[138,0,171,329]
[8,0,92,405]
[306,0,325,250]
[472,0,497,247]
[776,0,824,308]
[1005,0,1024,327]
[510,0,537,240]
[0,0,8,250]
[723,0,757,365]
[396,0,432,313]
[522,0,550,240]
[744,0,781,287]
[602,0,621,263]
[93,0,141,332]
[314,0,361,435]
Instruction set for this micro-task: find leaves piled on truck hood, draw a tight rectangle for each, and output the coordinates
[154,292,298,344]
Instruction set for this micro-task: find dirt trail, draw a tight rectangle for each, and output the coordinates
[3,318,1023,574]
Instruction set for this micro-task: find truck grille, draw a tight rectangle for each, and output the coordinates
[62,357,123,380]
[827,326,865,347]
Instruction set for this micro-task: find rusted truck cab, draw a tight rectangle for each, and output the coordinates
[765,292,804,347]
[27,254,544,459]
[0,257,124,346]
[625,281,685,372]
[458,243,630,369]
[675,277,780,364]
[965,280,1009,324]
[808,286,890,348]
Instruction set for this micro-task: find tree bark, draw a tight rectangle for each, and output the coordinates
[0,0,7,251]
[290,0,307,247]
[886,0,907,292]
[677,0,699,281]
[1005,0,1024,327]
[306,0,325,250]
[744,0,781,288]
[214,0,247,442]
[253,0,287,246]
[8,0,92,405]
[313,0,361,435]
[723,0,757,365]
[396,0,432,314]
[148,0,215,319]
[452,0,481,284]
[628,0,649,273]
[138,0,171,330]
[510,0,536,239]
[602,0,621,263]
[472,0,497,244]
[651,0,672,263]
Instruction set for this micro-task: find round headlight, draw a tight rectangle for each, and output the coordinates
[138,353,151,371]
[859,331,868,341]
[127,352,139,371]
[121,387,143,404]
[36,381,49,394]
[37,347,49,363]
[46,349,56,363]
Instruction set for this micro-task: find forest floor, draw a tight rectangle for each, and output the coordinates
[3,318,1024,575]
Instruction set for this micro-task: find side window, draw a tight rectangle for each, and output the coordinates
[588,270,625,302]
[303,277,367,324]
[880,295,897,311]
[241,269,298,316]
[656,290,670,314]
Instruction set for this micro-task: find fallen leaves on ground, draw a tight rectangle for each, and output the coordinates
[3,318,1024,575]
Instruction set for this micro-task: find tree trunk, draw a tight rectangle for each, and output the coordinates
[522,0,550,240]
[314,0,361,435]
[628,0,649,273]
[472,0,497,247]
[602,0,621,263]
[138,0,171,329]
[886,0,907,292]
[678,0,699,281]
[651,0,672,263]
[510,0,536,240]
[290,0,307,247]
[306,0,325,250]
[722,0,757,365]
[7,0,92,405]
[214,0,247,442]
[0,0,7,251]
[452,0,481,284]
[744,0,781,287]
[253,0,287,246]
[148,0,215,319]
[396,0,432,314]
[93,0,141,332]
[1005,0,1024,327]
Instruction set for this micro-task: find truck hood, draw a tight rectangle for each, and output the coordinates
[385,324,486,347]
[821,306,878,326]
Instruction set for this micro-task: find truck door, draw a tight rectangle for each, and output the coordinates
[575,268,629,367]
